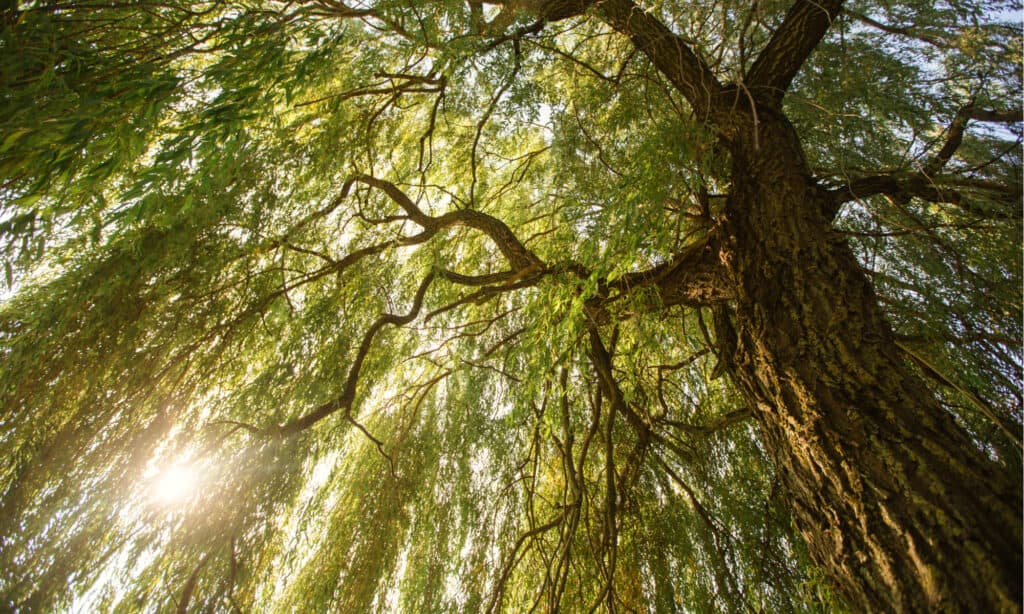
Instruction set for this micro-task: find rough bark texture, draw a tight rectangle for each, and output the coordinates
[718,103,1023,612]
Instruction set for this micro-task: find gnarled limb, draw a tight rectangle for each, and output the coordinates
[348,174,542,269]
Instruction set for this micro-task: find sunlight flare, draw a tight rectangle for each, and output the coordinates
[152,464,198,504]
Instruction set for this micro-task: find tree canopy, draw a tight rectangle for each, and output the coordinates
[0,0,1020,612]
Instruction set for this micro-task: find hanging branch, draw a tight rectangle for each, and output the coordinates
[276,272,437,436]
[175,552,213,614]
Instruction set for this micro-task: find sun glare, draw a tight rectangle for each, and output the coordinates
[153,465,197,504]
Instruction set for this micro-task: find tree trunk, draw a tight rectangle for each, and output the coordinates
[718,107,1022,612]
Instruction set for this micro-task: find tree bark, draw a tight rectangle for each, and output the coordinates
[718,105,1022,611]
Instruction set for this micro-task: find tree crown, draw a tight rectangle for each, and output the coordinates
[0,0,1019,611]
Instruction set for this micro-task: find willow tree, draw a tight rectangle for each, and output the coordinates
[1,0,1020,611]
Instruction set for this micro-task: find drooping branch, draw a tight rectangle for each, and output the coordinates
[586,326,651,442]
[594,378,619,613]
[895,339,1022,449]
[652,453,743,601]
[744,0,843,104]
[276,273,436,435]
[436,268,519,286]
[830,101,1022,214]
[294,73,445,108]
[658,407,752,438]
[844,9,951,49]
[425,275,543,321]
[175,552,212,614]
[485,511,567,614]
[471,39,521,206]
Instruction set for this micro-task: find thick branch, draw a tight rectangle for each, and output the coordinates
[924,105,974,176]
[596,0,724,119]
[305,0,377,19]
[745,0,843,103]
[612,234,732,307]
[828,172,1022,219]
[828,174,962,210]
[968,107,1024,124]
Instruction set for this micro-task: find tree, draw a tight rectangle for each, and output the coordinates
[0,0,1020,611]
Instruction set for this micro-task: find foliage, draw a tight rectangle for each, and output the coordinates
[0,0,1019,611]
